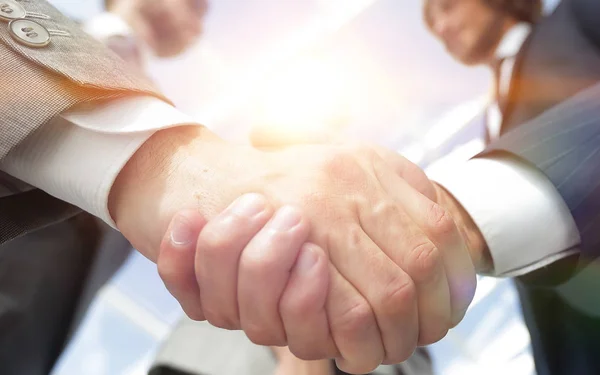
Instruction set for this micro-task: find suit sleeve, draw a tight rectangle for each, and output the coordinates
[0,0,167,160]
[480,82,600,264]
[572,0,600,50]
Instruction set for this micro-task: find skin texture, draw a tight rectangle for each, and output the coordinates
[114,124,478,373]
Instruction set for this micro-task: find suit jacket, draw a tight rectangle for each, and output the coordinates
[0,0,165,245]
[485,0,600,269]
[480,0,600,373]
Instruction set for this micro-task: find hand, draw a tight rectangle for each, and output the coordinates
[109,126,477,373]
[156,206,333,375]
[107,0,208,57]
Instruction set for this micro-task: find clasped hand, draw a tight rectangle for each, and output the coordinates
[113,128,476,374]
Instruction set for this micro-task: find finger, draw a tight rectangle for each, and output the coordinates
[196,193,273,329]
[237,206,310,346]
[358,195,451,347]
[157,209,207,320]
[327,265,386,374]
[371,146,437,201]
[363,154,452,347]
[379,168,476,325]
[330,219,420,365]
[280,243,336,360]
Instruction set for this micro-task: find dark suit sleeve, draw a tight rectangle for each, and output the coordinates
[572,0,600,50]
[0,0,168,160]
[480,82,600,263]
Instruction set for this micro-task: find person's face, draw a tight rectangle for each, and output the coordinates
[424,0,507,65]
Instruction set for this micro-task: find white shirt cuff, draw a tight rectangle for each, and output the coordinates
[82,12,133,41]
[429,155,581,277]
[0,97,199,228]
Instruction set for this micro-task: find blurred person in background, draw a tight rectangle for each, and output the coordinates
[84,0,208,67]
[424,0,600,374]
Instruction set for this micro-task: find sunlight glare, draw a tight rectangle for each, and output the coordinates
[250,56,352,144]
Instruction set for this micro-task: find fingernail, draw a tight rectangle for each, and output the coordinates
[170,214,195,246]
[295,246,318,274]
[229,193,267,217]
[268,206,301,232]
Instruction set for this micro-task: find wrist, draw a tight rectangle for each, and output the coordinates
[434,183,493,273]
[108,125,221,259]
[109,124,275,261]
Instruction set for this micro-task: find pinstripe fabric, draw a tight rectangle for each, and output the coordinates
[0,0,167,244]
[484,82,600,261]
[476,2,600,373]
[480,0,600,263]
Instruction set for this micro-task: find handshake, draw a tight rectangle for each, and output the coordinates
[108,126,485,374]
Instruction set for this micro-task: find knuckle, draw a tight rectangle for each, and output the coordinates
[385,346,417,364]
[332,299,375,336]
[379,275,416,315]
[371,200,399,221]
[244,323,286,347]
[289,346,325,361]
[419,326,449,346]
[426,203,456,238]
[280,290,313,319]
[157,260,175,284]
[406,241,442,283]
[200,229,231,260]
[183,307,206,322]
[344,225,364,250]
[204,309,239,330]
[384,348,411,365]
[242,247,280,275]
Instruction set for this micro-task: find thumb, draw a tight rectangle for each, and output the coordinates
[157,209,207,320]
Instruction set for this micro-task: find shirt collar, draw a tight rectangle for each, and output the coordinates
[494,22,532,60]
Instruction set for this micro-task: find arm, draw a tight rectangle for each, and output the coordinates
[572,0,600,50]
[430,155,580,277]
[0,0,164,160]
[482,82,600,265]
[430,82,600,279]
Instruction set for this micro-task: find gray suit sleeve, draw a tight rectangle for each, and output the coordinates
[572,0,600,50]
[0,0,167,160]
[481,82,600,263]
